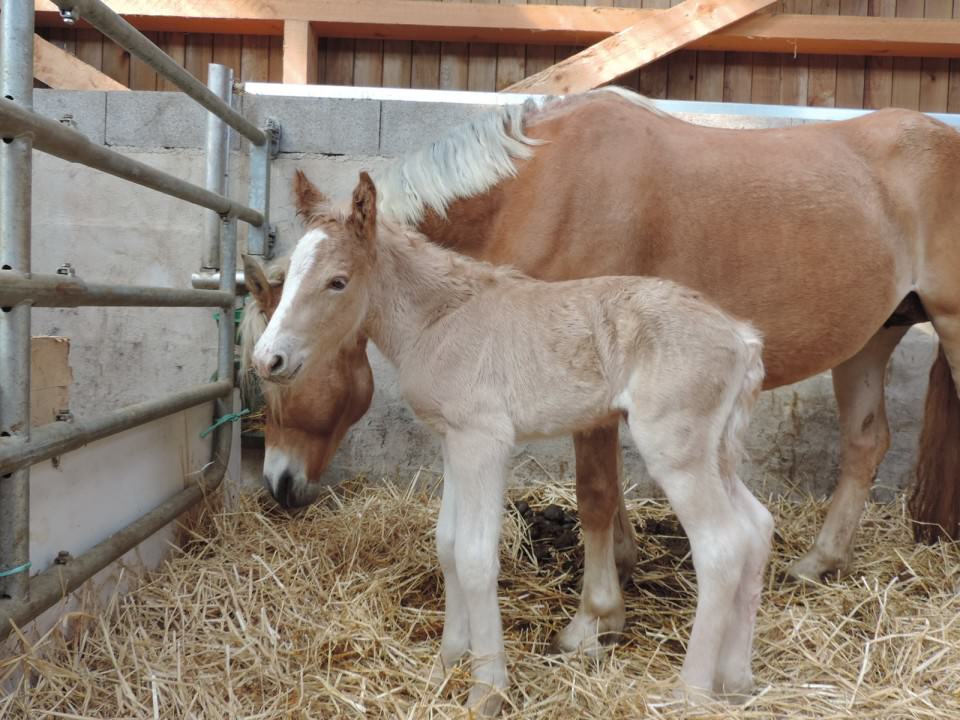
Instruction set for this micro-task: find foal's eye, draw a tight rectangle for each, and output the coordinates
[329,276,348,291]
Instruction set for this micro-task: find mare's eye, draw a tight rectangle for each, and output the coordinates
[329,276,348,291]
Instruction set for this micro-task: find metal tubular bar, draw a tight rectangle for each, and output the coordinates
[0,51,243,636]
[202,64,233,271]
[0,381,232,477]
[50,0,266,147]
[0,98,263,227]
[0,426,230,643]
[0,0,35,601]
[0,273,233,308]
[191,271,247,293]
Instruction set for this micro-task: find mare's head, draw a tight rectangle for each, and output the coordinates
[242,171,376,508]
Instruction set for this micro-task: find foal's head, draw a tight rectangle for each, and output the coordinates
[252,171,378,385]
[243,172,377,508]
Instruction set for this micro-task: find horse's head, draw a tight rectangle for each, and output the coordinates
[252,170,377,387]
[242,174,376,507]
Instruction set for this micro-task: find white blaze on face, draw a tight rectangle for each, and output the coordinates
[253,228,328,367]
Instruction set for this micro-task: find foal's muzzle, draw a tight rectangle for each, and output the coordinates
[258,352,302,384]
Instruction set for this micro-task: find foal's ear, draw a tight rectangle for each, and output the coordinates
[241,253,271,305]
[293,169,330,226]
[347,171,378,248]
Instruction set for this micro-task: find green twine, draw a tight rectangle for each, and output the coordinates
[0,561,30,578]
[200,408,250,439]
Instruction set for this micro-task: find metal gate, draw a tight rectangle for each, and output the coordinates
[0,0,278,640]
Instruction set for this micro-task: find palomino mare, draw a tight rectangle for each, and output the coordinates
[252,172,773,713]
[243,87,960,584]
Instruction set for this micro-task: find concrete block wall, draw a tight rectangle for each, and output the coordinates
[28,89,940,501]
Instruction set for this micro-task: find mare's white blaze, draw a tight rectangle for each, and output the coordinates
[253,228,327,365]
[263,445,304,488]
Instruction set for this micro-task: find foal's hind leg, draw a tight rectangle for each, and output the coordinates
[626,418,752,696]
[573,423,638,587]
[789,326,907,583]
[714,477,773,698]
[553,425,627,655]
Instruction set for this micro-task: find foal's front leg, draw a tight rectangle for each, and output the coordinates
[430,441,470,685]
[445,431,511,716]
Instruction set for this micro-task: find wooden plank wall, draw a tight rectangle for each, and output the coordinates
[37,0,960,112]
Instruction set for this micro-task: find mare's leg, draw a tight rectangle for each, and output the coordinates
[549,424,633,654]
[714,476,773,698]
[573,423,638,586]
[429,441,470,685]
[789,326,907,582]
[446,432,511,716]
[553,426,626,654]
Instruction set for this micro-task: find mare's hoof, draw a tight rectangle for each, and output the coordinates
[786,553,846,585]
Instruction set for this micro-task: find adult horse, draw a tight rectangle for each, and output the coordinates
[242,87,960,589]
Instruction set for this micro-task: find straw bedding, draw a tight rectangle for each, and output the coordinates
[3,478,960,719]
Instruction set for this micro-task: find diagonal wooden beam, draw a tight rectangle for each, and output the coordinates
[505,0,778,94]
[33,33,128,90]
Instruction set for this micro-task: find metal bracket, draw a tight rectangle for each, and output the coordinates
[59,7,79,24]
[56,263,76,277]
[265,118,281,158]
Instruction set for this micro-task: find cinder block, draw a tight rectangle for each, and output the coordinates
[242,95,381,156]
[33,89,106,144]
[379,101,496,157]
[105,91,206,149]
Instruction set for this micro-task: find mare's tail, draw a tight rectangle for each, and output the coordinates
[908,344,960,542]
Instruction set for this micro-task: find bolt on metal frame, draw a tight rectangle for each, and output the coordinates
[0,0,277,640]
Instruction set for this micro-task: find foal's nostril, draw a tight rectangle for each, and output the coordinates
[268,352,286,376]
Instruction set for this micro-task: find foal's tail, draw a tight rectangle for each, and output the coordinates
[908,344,960,543]
[720,325,766,480]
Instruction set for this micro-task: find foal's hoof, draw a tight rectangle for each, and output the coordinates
[672,682,714,706]
[466,683,506,717]
[714,672,754,704]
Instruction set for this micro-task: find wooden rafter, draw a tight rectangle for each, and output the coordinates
[33,1,960,59]
[507,0,778,95]
[34,33,128,91]
[282,20,318,84]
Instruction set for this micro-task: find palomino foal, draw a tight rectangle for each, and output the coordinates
[253,173,774,713]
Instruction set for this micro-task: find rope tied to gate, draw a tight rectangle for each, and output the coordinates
[0,561,31,578]
[200,408,250,439]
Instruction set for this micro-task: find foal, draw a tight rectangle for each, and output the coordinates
[253,173,774,714]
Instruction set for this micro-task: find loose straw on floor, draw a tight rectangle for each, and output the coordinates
[2,478,959,719]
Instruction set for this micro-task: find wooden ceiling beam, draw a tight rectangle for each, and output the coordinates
[506,0,779,95]
[34,1,960,59]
